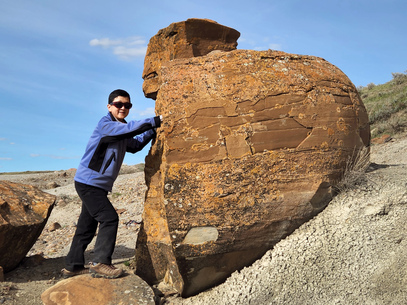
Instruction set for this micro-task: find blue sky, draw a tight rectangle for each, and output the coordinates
[1,0,406,173]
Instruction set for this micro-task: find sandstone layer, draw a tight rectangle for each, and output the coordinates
[135,20,370,297]
[142,18,240,100]
[0,181,55,272]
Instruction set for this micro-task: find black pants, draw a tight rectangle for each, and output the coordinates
[65,181,119,271]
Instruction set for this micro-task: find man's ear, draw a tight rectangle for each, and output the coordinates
[107,104,112,112]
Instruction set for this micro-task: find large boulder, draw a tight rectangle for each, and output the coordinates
[0,181,55,272]
[135,20,370,297]
[41,274,155,305]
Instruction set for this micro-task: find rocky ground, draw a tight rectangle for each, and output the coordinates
[0,165,148,305]
[0,135,407,304]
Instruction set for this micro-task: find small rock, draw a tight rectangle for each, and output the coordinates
[47,182,60,189]
[48,222,62,232]
[116,208,127,215]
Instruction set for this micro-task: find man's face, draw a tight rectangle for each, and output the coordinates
[107,96,131,122]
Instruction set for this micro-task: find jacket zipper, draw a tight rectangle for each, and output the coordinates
[102,152,116,174]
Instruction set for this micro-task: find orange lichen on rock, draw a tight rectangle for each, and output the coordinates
[0,181,55,272]
[142,18,240,100]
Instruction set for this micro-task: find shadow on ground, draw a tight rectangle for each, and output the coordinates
[4,245,135,283]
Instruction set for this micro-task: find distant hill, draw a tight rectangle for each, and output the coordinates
[358,71,407,138]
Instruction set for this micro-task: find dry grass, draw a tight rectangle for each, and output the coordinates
[335,146,371,192]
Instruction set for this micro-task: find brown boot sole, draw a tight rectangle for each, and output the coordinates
[90,270,123,279]
[61,268,89,278]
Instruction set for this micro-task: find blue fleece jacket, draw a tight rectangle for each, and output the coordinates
[74,112,161,192]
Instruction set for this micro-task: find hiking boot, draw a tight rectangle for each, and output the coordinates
[89,263,123,279]
[61,267,89,278]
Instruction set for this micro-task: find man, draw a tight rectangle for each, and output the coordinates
[61,89,162,278]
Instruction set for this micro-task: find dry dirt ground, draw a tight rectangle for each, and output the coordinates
[1,134,407,305]
[0,165,147,305]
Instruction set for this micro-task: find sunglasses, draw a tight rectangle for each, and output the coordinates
[111,102,132,109]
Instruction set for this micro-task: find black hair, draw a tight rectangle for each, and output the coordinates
[108,89,131,104]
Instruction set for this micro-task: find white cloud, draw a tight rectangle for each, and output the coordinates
[0,138,16,145]
[113,46,147,60]
[89,36,147,60]
[89,38,121,48]
[138,107,156,116]
[0,157,12,160]
[253,43,283,51]
[50,155,79,160]
[239,36,283,52]
[268,43,283,51]
[30,153,78,159]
